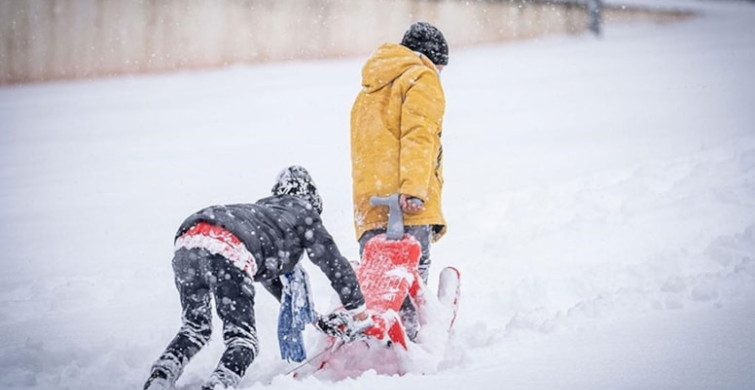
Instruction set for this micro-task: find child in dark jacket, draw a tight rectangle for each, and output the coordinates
[144,166,368,390]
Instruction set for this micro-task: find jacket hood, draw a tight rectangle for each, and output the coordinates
[361,43,433,93]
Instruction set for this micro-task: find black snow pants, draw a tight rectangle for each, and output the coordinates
[152,247,258,386]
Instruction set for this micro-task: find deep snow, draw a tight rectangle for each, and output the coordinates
[1,0,754,389]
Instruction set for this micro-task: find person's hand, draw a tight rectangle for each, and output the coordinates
[399,194,424,213]
[314,306,374,342]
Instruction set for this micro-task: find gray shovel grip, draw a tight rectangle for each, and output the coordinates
[370,194,404,240]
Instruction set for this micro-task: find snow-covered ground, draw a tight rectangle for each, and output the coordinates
[1,0,754,389]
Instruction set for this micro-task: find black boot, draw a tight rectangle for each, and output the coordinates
[144,368,170,390]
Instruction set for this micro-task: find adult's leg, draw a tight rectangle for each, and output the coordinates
[204,256,258,389]
[148,248,213,385]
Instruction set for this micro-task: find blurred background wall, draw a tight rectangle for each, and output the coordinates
[0,0,692,85]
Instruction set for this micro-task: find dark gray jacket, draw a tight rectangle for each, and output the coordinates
[176,194,365,311]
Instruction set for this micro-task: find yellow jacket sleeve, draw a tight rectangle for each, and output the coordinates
[399,68,445,201]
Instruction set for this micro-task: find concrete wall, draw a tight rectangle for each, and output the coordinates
[0,0,693,84]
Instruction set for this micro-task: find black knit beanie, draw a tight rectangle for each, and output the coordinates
[400,22,449,66]
[271,165,323,214]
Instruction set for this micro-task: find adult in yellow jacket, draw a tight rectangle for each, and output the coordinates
[351,22,448,292]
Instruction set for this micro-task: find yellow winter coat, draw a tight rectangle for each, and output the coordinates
[350,43,447,242]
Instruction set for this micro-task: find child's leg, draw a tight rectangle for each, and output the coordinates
[149,248,213,384]
[206,256,258,388]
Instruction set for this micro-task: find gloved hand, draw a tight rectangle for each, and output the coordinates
[314,306,373,342]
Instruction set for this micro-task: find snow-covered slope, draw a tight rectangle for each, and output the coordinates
[1,1,754,389]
